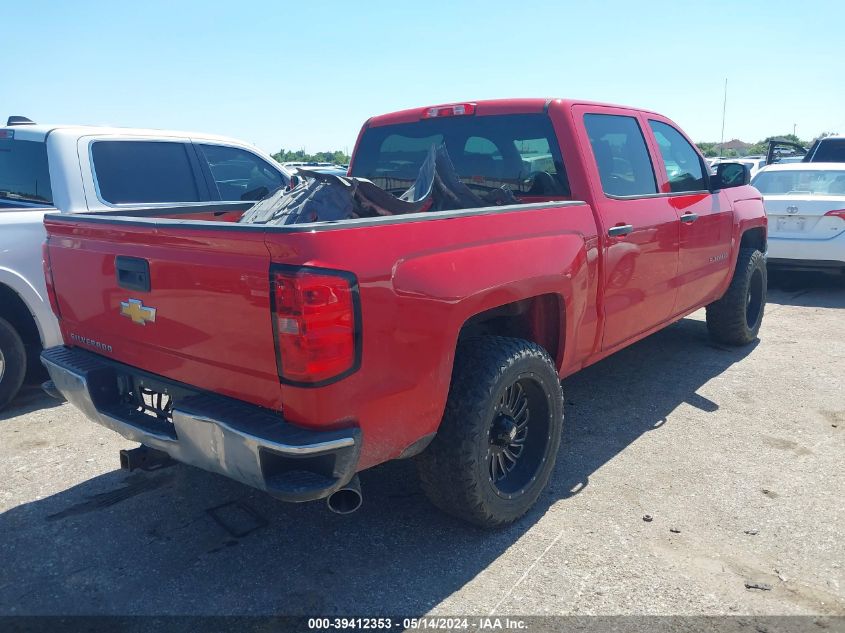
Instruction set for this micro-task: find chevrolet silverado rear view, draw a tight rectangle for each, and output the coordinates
[42,99,767,526]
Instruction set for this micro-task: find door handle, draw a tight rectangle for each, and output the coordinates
[680,213,699,223]
[608,224,634,237]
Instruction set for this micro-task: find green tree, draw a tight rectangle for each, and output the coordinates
[696,142,719,157]
[271,149,350,164]
[696,142,739,158]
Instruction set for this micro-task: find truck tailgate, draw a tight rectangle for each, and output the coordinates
[44,218,282,410]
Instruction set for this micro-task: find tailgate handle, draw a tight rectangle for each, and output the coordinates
[115,256,151,293]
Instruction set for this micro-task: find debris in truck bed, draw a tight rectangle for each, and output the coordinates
[238,144,517,226]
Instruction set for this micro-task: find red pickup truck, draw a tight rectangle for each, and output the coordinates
[41,99,767,527]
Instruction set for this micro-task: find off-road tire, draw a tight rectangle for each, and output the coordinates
[706,248,766,346]
[0,317,27,411]
[415,336,564,528]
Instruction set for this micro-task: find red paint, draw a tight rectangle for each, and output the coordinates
[44,98,766,470]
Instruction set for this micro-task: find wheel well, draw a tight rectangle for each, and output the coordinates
[740,227,766,253]
[0,284,42,353]
[458,294,563,367]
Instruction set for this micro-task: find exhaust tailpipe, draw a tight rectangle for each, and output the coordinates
[326,475,362,514]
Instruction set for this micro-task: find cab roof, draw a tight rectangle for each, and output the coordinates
[364,98,660,128]
[0,122,255,147]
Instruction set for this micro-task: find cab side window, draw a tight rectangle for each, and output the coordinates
[196,144,285,201]
[91,141,200,204]
[584,114,657,197]
[648,120,706,193]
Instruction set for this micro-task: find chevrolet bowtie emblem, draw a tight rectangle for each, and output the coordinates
[120,298,157,326]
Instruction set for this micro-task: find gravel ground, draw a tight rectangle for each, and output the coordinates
[0,272,842,618]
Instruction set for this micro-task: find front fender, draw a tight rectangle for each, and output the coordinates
[724,185,767,248]
[719,191,767,295]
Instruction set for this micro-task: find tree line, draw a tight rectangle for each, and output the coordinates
[272,149,350,165]
[270,134,842,164]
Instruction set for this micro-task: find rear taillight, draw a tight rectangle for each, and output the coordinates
[824,209,845,220]
[270,266,360,386]
[42,242,61,318]
[421,103,476,119]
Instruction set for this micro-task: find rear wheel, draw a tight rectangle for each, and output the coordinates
[416,336,563,528]
[0,317,27,411]
[706,248,766,346]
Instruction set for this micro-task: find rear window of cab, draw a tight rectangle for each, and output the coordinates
[351,113,570,198]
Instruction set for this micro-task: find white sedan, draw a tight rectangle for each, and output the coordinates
[752,163,845,273]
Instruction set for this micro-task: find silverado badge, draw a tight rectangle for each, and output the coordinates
[120,298,157,326]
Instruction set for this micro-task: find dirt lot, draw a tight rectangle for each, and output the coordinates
[0,272,842,617]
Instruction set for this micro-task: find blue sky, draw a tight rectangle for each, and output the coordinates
[4,0,843,154]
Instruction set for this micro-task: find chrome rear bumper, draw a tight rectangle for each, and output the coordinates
[41,346,360,502]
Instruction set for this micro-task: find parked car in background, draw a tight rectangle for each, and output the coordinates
[282,161,347,170]
[804,136,845,163]
[767,136,845,165]
[0,116,288,409]
[752,163,845,274]
[766,139,808,164]
[710,157,766,179]
[282,161,348,177]
[282,162,350,189]
[41,99,767,527]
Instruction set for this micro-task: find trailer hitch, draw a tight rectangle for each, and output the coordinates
[119,445,174,472]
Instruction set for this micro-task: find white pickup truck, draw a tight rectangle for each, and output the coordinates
[0,116,290,409]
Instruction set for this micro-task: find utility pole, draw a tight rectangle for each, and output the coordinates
[719,78,728,158]
[793,123,797,137]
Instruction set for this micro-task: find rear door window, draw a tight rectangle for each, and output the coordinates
[648,120,706,193]
[196,144,286,201]
[583,114,657,197]
[0,138,52,207]
[91,140,201,204]
[351,114,569,197]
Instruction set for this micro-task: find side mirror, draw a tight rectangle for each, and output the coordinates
[288,175,300,190]
[713,162,750,189]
